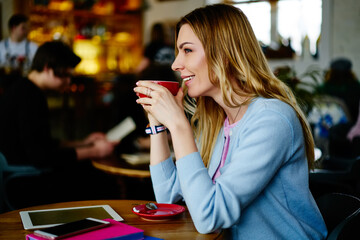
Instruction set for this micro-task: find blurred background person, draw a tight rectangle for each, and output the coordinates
[345,101,360,156]
[0,41,119,209]
[0,14,38,77]
[309,60,360,198]
[316,58,360,159]
[113,22,179,154]
[347,101,360,141]
[135,22,175,74]
[317,58,360,122]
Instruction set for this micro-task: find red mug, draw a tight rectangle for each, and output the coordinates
[137,80,179,98]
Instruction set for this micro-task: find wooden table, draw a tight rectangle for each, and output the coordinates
[0,200,225,240]
[92,155,150,178]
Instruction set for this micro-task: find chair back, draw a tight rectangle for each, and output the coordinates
[316,193,360,239]
[0,152,50,213]
[310,156,360,198]
[327,207,360,240]
[0,152,8,212]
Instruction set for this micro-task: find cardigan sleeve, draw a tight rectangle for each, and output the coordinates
[149,156,184,203]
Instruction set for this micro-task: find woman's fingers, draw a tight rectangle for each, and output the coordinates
[134,81,184,129]
[175,87,184,106]
[135,81,174,96]
[136,81,164,91]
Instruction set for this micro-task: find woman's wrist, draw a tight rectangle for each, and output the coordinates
[145,124,167,135]
[166,115,189,133]
[148,115,161,126]
[148,121,161,127]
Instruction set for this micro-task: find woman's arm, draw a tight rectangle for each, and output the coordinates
[135,81,198,203]
[135,81,198,164]
[149,118,197,203]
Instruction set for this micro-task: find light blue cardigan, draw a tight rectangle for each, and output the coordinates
[150,98,327,239]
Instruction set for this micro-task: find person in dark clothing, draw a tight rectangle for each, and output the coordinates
[135,22,175,73]
[318,58,360,158]
[317,58,360,123]
[0,41,120,209]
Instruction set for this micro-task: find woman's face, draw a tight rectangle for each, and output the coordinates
[172,24,218,98]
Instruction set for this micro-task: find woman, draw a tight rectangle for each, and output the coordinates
[134,4,327,239]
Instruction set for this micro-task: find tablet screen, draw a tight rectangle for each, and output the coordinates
[20,205,123,230]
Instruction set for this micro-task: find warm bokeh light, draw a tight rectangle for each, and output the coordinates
[48,0,74,11]
[114,32,133,45]
[92,2,115,15]
[73,40,103,75]
[28,0,143,75]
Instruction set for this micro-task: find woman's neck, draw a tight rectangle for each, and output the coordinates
[214,95,248,125]
[227,104,248,125]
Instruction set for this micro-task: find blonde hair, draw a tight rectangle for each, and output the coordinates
[175,4,315,169]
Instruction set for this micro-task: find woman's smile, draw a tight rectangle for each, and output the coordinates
[182,75,195,86]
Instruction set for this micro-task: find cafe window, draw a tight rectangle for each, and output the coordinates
[232,0,322,57]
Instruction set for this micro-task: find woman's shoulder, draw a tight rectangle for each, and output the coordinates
[250,98,295,114]
[239,98,302,140]
[246,98,299,125]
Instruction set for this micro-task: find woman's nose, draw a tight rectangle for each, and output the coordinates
[171,55,183,72]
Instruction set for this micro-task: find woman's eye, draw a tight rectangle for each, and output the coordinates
[184,48,192,53]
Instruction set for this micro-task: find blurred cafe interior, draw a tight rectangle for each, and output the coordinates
[0,0,360,211]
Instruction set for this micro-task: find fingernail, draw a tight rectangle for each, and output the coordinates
[136,81,139,86]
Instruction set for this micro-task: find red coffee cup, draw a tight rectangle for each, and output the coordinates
[138,80,179,98]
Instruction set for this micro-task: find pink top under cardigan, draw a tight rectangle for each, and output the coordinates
[212,117,239,183]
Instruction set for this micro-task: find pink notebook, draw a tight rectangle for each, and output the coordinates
[26,219,144,240]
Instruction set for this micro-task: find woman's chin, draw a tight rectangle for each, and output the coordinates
[187,90,197,98]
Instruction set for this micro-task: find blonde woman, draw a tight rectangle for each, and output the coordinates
[134,4,327,239]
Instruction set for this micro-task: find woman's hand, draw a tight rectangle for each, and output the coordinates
[134,81,186,130]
